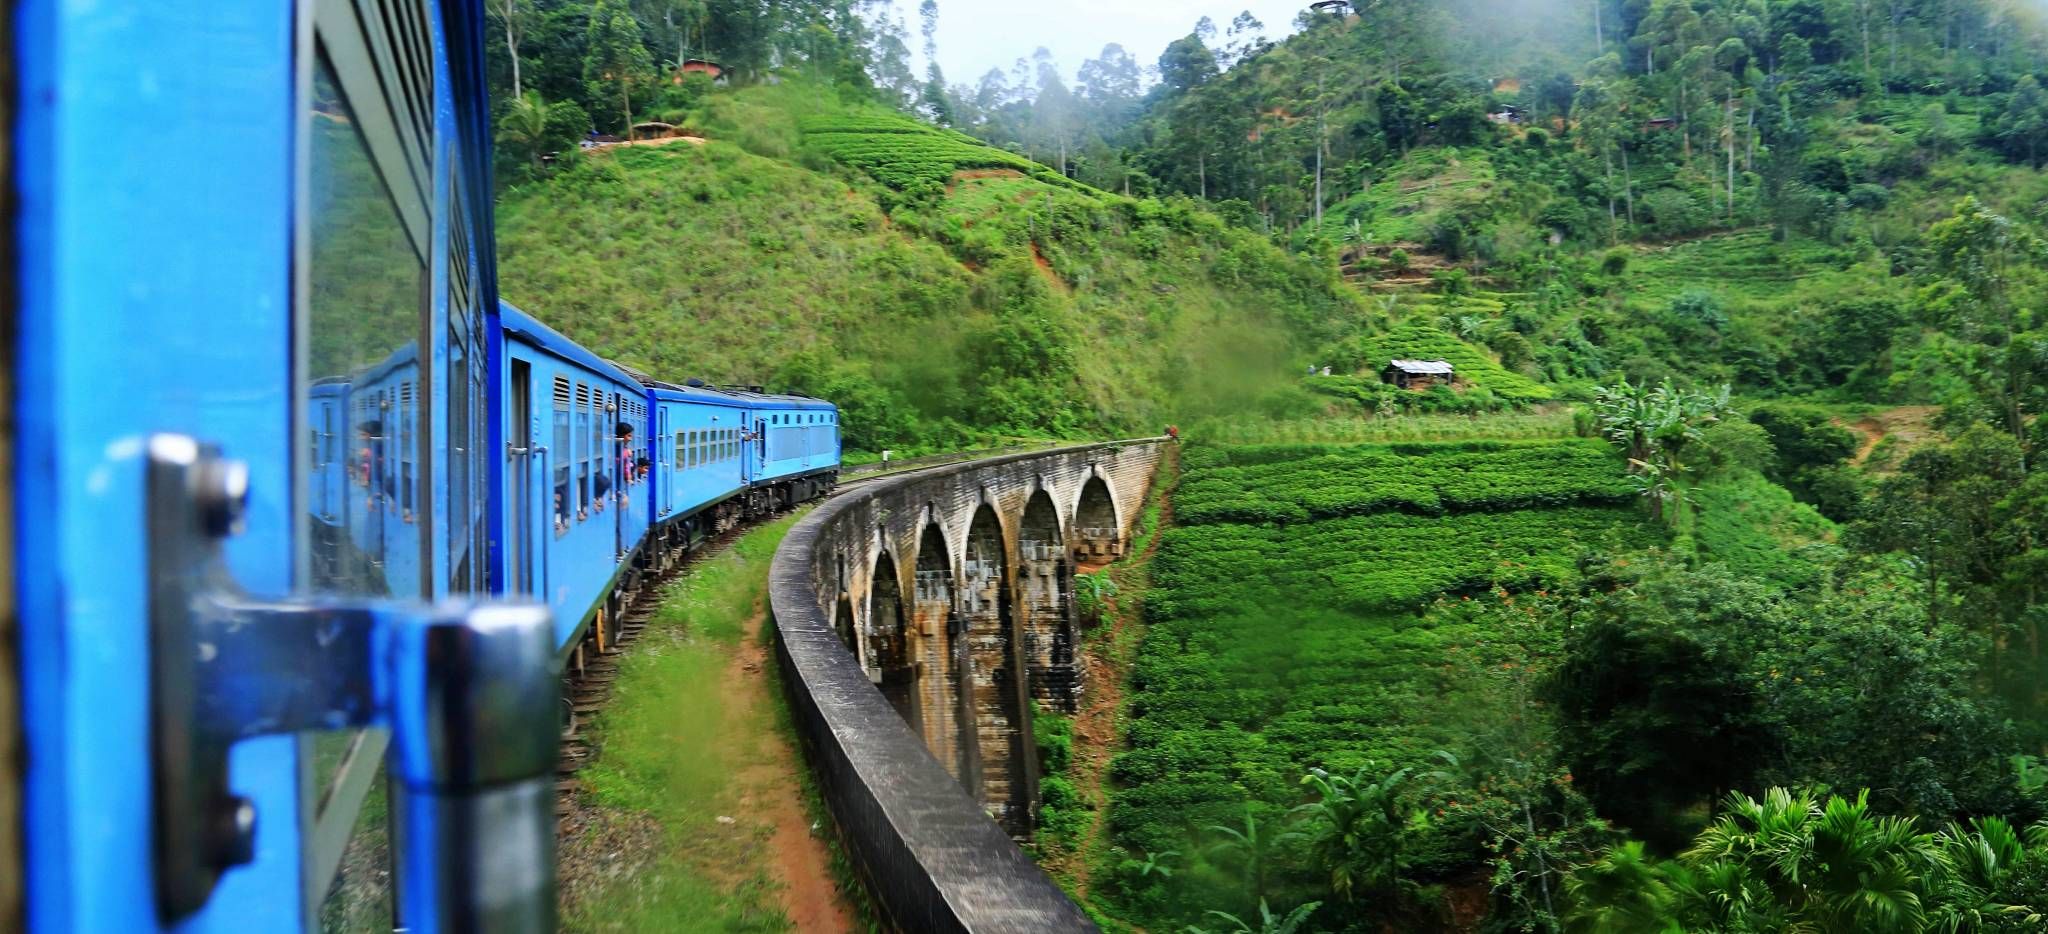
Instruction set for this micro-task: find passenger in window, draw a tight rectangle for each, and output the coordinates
[636,455,651,482]
[354,420,378,490]
[357,420,392,508]
[615,421,637,498]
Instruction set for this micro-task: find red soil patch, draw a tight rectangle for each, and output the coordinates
[1030,242,1068,291]
[586,135,708,154]
[954,168,1026,182]
[1848,405,1940,468]
[728,608,856,932]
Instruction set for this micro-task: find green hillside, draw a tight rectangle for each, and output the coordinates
[495,84,1368,454]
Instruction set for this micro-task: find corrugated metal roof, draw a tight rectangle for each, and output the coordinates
[1389,359,1455,375]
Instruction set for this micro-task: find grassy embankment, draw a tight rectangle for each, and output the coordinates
[560,512,866,933]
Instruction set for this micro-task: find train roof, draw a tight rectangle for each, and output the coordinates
[635,370,833,412]
[718,387,836,410]
[648,382,754,407]
[498,301,639,388]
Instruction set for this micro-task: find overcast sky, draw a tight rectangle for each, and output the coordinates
[910,0,1317,89]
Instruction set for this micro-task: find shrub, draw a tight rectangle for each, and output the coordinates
[1666,290,1728,332]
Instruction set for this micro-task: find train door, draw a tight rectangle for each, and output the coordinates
[509,358,534,595]
[658,407,670,517]
[13,1,559,930]
[611,392,624,559]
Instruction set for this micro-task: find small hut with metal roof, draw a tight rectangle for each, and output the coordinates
[1382,358,1455,390]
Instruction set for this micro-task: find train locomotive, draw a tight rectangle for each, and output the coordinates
[6,0,837,930]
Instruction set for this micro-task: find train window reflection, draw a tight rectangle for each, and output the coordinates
[303,52,425,599]
[299,45,425,924]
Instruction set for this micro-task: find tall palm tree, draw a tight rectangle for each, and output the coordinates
[1925,817,2039,931]
[1684,788,1942,934]
[1561,841,1681,933]
[499,91,553,169]
[1292,764,1410,902]
[1188,898,1322,934]
[1206,806,1292,903]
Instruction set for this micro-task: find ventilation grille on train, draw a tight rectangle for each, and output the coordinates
[553,376,571,407]
[575,383,590,407]
[370,0,435,209]
[449,181,473,318]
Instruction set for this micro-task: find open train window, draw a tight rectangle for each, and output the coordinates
[575,382,590,517]
[553,377,571,532]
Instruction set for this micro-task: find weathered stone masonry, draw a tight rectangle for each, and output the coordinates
[769,440,1162,932]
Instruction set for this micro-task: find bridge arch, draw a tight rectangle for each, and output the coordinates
[911,518,961,774]
[834,594,857,652]
[1072,472,1122,562]
[1018,487,1076,710]
[962,503,1031,832]
[868,551,917,723]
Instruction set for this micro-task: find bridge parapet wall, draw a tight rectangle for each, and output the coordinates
[769,439,1163,932]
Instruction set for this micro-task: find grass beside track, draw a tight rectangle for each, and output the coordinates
[562,511,859,933]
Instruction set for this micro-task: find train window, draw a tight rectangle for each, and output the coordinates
[554,377,571,533]
[448,326,468,582]
[672,431,682,473]
[298,25,434,926]
[576,382,590,517]
[399,382,416,521]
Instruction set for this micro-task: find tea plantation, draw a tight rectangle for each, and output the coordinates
[1101,439,1658,926]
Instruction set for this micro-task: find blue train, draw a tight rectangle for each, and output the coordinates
[493,304,838,655]
[6,0,838,931]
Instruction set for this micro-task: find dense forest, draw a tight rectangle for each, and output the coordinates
[486,1,2048,931]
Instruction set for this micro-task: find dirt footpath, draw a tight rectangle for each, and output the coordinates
[726,606,855,933]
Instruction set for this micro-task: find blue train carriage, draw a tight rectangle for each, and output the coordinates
[735,390,842,506]
[497,302,653,661]
[13,0,561,931]
[642,379,755,561]
[320,342,428,599]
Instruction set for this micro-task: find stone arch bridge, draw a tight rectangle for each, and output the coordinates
[771,440,1165,931]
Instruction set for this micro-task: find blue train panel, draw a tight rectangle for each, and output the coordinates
[15,0,543,931]
[328,343,426,600]
[498,302,648,651]
[738,393,842,485]
[649,384,753,522]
